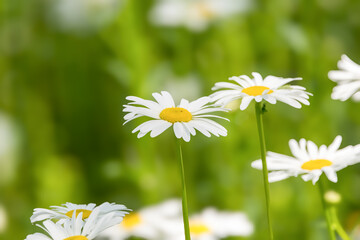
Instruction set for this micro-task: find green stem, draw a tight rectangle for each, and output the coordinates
[330,204,351,240]
[254,102,274,240]
[178,140,191,240]
[318,177,336,240]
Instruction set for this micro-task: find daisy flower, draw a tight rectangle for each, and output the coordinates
[211,72,312,110]
[123,91,228,142]
[171,208,254,240]
[30,202,129,224]
[251,136,360,184]
[149,0,250,32]
[0,204,6,233]
[26,207,126,240]
[328,54,360,101]
[49,0,122,33]
[98,199,182,240]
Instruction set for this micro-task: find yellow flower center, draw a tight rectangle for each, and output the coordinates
[122,213,142,230]
[63,236,88,240]
[65,209,92,220]
[242,86,274,96]
[159,107,192,123]
[190,223,211,235]
[194,3,215,19]
[301,159,333,170]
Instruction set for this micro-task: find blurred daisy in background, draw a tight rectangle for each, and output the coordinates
[26,207,126,240]
[149,0,251,32]
[171,208,254,240]
[0,205,7,234]
[31,202,129,224]
[251,136,360,184]
[98,199,182,240]
[328,54,360,102]
[48,0,123,33]
[123,91,229,142]
[211,72,312,110]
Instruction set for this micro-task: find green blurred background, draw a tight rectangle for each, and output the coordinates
[1,0,360,239]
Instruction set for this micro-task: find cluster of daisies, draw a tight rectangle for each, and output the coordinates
[124,54,360,184]
[25,202,130,240]
[51,0,251,33]
[25,54,360,238]
[98,199,253,240]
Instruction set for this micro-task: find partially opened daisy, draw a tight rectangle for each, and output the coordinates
[123,91,228,142]
[171,208,254,240]
[251,136,360,184]
[30,202,129,224]
[99,199,182,240]
[328,54,360,101]
[26,206,126,240]
[149,0,250,32]
[211,72,312,110]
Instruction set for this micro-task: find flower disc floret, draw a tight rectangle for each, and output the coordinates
[160,107,192,123]
[241,86,274,96]
[190,223,211,235]
[122,213,142,230]
[65,209,92,219]
[64,236,88,240]
[301,159,332,170]
[169,208,254,240]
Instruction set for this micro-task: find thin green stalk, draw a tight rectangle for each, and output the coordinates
[330,207,351,240]
[318,177,336,240]
[178,140,191,240]
[254,102,274,240]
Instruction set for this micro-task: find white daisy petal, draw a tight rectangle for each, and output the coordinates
[323,167,338,183]
[173,122,184,139]
[263,94,276,104]
[150,122,172,138]
[306,140,318,159]
[328,135,342,152]
[187,121,211,137]
[240,96,253,110]
[311,170,322,185]
[328,55,360,102]
[268,171,292,182]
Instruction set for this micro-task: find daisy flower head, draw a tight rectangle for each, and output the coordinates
[149,0,251,32]
[328,54,360,101]
[251,136,360,185]
[98,199,182,240]
[26,206,126,240]
[30,202,129,224]
[49,0,123,33]
[171,208,254,240]
[123,91,229,142]
[211,72,312,110]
